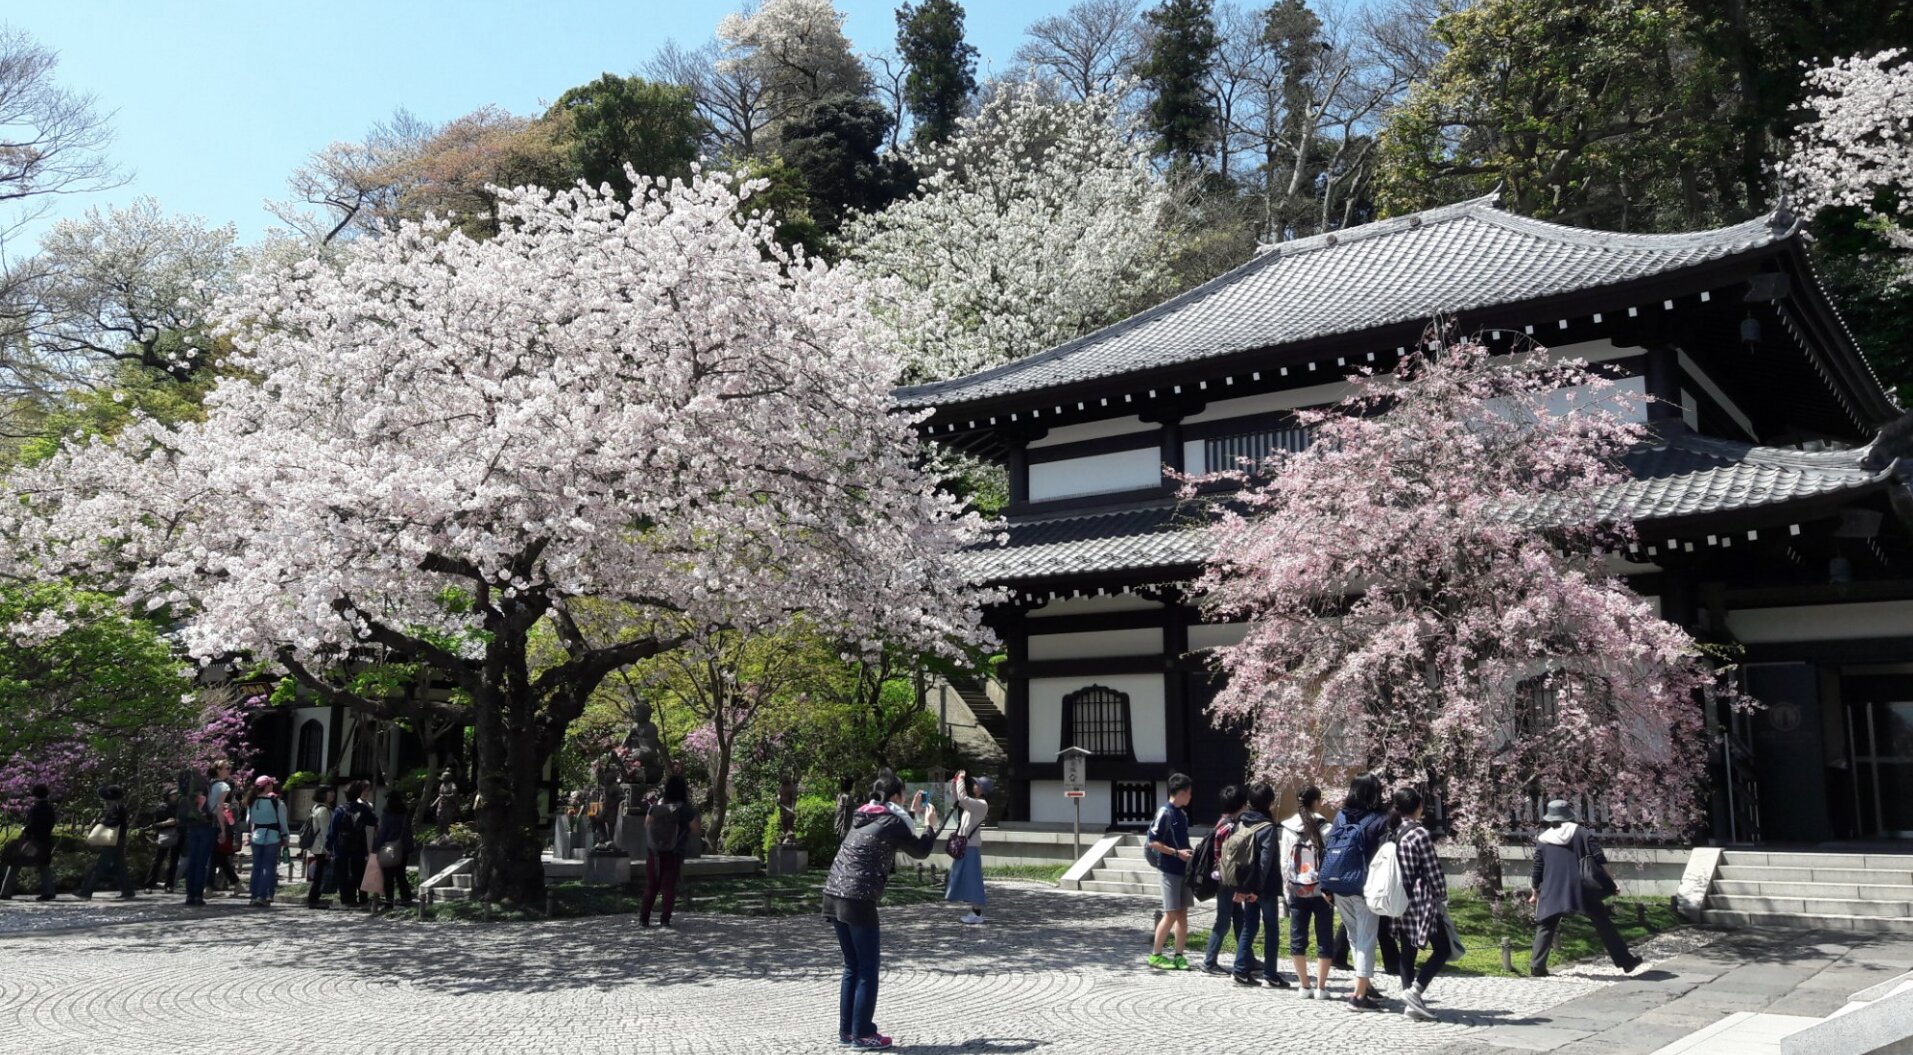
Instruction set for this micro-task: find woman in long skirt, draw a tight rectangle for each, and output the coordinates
[945,771,989,925]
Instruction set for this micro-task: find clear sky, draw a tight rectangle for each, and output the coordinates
[5,0,1080,243]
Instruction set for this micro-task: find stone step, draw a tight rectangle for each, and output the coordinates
[1077,879,1156,896]
[1713,880,1913,900]
[1708,894,1913,918]
[1701,908,1913,936]
[1718,851,1913,870]
[1716,865,1913,886]
[1093,860,1156,877]
[435,887,471,901]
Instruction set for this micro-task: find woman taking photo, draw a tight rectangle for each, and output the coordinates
[821,773,942,1050]
[944,771,989,925]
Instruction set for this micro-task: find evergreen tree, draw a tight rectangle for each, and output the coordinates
[896,0,980,147]
[546,74,702,201]
[780,95,914,241]
[1138,0,1220,168]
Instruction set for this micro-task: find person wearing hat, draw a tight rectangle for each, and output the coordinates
[1529,799,1641,976]
[76,784,135,900]
[244,775,289,907]
[944,771,990,925]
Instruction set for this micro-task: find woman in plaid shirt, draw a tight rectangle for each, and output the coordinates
[1391,788,1450,1022]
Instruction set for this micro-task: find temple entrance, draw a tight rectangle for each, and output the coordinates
[1844,676,1913,838]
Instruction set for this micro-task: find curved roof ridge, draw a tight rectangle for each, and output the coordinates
[1476,204,1798,251]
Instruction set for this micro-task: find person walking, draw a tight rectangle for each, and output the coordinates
[1145,773,1197,971]
[328,781,377,909]
[304,786,336,909]
[245,776,289,907]
[374,790,416,912]
[1390,788,1452,1022]
[641,774,700,928]
[0,783,58,901]
[821,773,942,1050]
[206,760,241,895]
[76,785,136,900]
[1229,782,1292,989]
[944,771,989,925]
[1323,773,1391,1012]
[143,789,182,892]
[1530,799,1641,976]
[1199,784,1249,975]
[1281,784,1336,999]
[177,766,216,906]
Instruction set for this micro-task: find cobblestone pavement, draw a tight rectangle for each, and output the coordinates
[0,883,1708,1055]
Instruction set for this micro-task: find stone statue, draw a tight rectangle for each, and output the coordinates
[430,767,461,842]
[777,778,798,845]
[591,753,624,852]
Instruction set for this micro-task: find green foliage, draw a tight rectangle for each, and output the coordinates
[546,74,702,201]
[759,793,841,865]
[391,766,432,802]
[896,0,979,147]
[1138,0,1220,168]
[780,95,913,239]
[8,358,217,470]
[732,157,827,256]
[283,770,320,790]
[1812,211,1913,402]
[721,800,769,856]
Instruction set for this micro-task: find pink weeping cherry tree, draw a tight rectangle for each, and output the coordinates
[1187,332,1730,894]
[2,171,995,904]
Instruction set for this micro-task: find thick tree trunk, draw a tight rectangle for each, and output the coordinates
[711,741,734,849]
[470,692,548,905]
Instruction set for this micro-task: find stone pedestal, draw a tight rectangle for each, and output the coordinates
[614,808,647,858]
[582,852,630,886]
[419,844,462,884]
[767,845,809,876]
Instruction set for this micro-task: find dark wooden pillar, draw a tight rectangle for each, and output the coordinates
[1163,601,1191,772]
[1006,617,1032,822]
[1643,345,1682,424]
[1007,442,1029,507]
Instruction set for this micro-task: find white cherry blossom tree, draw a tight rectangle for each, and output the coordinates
[1783,48,1913,283]
[3,171,995,903]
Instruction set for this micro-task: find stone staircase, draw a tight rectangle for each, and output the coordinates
[1073,835,1159,897]
[1701,849,1913,935]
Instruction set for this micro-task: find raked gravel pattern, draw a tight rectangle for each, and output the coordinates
[0,883,1715,1055]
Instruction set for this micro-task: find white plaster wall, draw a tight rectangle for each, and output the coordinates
[1536,374,1648,422]
[1028,594,1164,618]
[1184,381,1351,425]
[1029,415,1152,448]
[1031,779,1111,825]
[1184,438,1207,475]
[1027,447,1164,501]
[1187,622,1248,651]
[1029,673,1167,764]
[1727,601,1913,643]
[1028,627,1164,661]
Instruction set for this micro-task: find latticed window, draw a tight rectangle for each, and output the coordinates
[1515,678,1561,736]
[1205,426,1314,474]
[295,719,324,774]
[1061,685,1135,760]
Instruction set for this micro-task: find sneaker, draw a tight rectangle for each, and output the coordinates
[1404,989,1430,1016]
[306,902,332,910]
[1265,974,1292,990]
[1309,985,1324,1000]
[34,894,55,902]
[1147,953,1173,970]
[1531,966,1549,978]
[1171,954,1190,971]
[1405,1003,1437,1022]
[959,912,984,925]
[1233,974,1262,987]
[839,1033,853,1047]
[850,1033,893,1050]
[1347,995,1377,1012]
[1617,955,1643,975]
[1201,961,1226,975]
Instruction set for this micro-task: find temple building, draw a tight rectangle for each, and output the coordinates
[901,193,1911,845]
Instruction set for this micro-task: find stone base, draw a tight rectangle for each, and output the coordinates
[582,853,632,886]
[419,845,463,884]
[767,846,809,877]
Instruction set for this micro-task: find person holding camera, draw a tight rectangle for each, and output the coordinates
[820,774,942,1051]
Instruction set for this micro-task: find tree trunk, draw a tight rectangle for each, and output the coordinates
[1471,829,1506,900]
[469,691,548,905]
[710,739,734,850]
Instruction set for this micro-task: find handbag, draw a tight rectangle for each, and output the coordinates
[945,802,978,860]
[361,853,385,894]
[377,843,403,870]
[156,827,180,850]
[1577,833,1618,900]
[1442,909,1467,957]
[85,822,117,849]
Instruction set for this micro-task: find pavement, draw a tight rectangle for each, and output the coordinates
[0,883,1904,1055]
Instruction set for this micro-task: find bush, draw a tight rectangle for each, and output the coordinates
[761,794,840,866]
[282,770,319,790]
[722,800,768,856]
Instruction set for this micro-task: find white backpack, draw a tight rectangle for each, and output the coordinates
[1364,837,1409,917]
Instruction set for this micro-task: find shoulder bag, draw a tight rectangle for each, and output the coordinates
[1577,831,1618,900]
[945,802,979,860]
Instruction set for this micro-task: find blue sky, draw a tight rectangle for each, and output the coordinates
[6,1,1080,243]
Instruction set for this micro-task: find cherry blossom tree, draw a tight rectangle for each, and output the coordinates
[717,0,872,129]
[1782,49,1913,285]
[1189,334,1725,894]
[2,171,995,903]
[845,82,1175,381]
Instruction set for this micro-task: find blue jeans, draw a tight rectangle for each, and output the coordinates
[1233,894,1285,982]
[1203,886,1243,968]
[249,840,279,900]
[832,919,881,1038]
[183,826,216,901]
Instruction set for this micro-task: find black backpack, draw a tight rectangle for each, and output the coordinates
[646,802,682,853]
[296,807,319,851]
[1186,822,1225,902]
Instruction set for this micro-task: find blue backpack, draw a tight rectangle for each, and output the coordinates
[1318,811,1378,896]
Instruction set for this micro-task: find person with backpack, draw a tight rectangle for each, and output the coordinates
[0,783,57,901]
[821,772,943,1050]
[1388,788,1451,1021]
[328,781,378,909]
[1145,773,1196,971]
[76,784,136,900]
[1197,784,1249,975]
[206,760,241,895]
[243,776,288,907]
[1321,773,1391,1012]
[1225,782,1291,989]
[642,773,701,928]
[943,771,989,925]
[1529,799,1641,976]
[1281,784,1336,999]
[374,790,417,912]
[175,766,216,906]
[303,785,335,909]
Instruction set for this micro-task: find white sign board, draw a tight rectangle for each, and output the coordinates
[1061,752,1086,792]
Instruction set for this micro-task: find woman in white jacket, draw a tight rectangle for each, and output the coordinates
[944,771,989,924]
[1279,785,1336,999]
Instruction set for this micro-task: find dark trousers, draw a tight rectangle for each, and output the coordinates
[1203,887,1243,968]
[79,846,133,898]
[183,826,215,901]
[833,919,881,1039]
[643,851,682,924]
[306,854,330,905]
[1335,917,1402,976]
[0,863,54,899]
[1290,896,1334,957]
[211,847,239,890]
[381,861,412,906]
[337,854,368,906]
[1534,901,1634,971]
[145,843,180,890]
[1233,895,1285,982]
[1402,914,1456,991]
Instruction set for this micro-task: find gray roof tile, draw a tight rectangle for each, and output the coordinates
[900,195,1793,409]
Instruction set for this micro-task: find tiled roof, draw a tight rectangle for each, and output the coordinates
[965,433,1891,584]
[899,194,1795,410]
